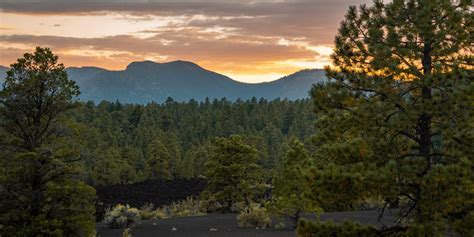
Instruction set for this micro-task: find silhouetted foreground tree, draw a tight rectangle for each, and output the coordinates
[300,0,473,236]
[0,47,96,236]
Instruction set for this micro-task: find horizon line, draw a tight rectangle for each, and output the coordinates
[1,59,328,84]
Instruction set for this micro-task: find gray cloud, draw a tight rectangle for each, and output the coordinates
[0,29,317,73]
[0,0,372,15]
[0,30,315,59]
[0,0,372,44]
[0,0,374,75]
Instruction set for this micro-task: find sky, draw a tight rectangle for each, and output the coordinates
[0,0,371,83]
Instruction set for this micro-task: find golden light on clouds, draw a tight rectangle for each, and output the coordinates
[0,0,371,82]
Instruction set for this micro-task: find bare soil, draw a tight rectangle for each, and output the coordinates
[96,210,397,237]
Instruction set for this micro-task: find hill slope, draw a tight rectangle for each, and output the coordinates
[0,61,326,103]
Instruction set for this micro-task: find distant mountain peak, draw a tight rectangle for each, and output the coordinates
[280,69,325,80]
[68,66,107,70]
[0,61,327,103]
[169,60,198,65]
[166,60,204,72]
[125,60,158,71]
[125,60,202,72]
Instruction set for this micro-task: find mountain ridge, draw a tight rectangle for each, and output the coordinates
[0,60,326,103]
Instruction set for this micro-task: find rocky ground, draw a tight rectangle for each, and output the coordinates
[96,210,397,237]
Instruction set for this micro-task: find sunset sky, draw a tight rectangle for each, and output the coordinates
[0,0,371,83]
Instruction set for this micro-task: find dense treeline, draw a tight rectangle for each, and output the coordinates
[70,98,315,186]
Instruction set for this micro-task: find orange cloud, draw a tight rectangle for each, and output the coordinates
[0,0,371,82]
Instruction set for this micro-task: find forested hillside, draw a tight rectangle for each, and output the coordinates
[70,98,315,185]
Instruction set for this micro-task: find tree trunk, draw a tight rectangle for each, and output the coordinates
[415,40,433,221]
[420,40,433,171]
[292,210,301,229]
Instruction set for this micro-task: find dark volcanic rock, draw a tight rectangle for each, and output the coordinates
[96,210,398,237]
[95,178,206,219]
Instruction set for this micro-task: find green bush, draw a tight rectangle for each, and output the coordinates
[138,203,169,220]
[138,210,155,220]
[138,198,206,220]
[122,228,132,237]
[138,203,157,220]
[200,195,224,213]
[230,202,246,213]
[237,204,271,229]
[167,197,207,218]
[153,209,169,219]
[274,222,287,230]
[104,204,141,229]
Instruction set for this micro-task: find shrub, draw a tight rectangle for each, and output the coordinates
[274,222,287,230]
[201,195,224,213]
[237,204,271,229]
[137,198,206,220]
[122,228,132,237]
[153,209,168,219]
[230,202,246,213]
[104,204,141,229]
[138,203,156,220]
[167,197,207,218]
[138,203,168,220]
[138,210,155,220]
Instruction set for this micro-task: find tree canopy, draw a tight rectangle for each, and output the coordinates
[0,47,96,236]
[203,135,266,211]
[64,97,314,186]
[301,0,473,236]
[147,138,172,179]
[267,138,320,229]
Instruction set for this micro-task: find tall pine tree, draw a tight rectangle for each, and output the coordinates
[146,138,172,179]
[0,47,96,236]
[301,0,473,236]
[267,139,320,229]
[203,135,266,212]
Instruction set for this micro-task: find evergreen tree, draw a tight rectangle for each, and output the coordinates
[193,145,210,177]
[129,105,143,128]
[120,146,145,182]
[302,0,473,235]
[267,139,320,229]
[203,135,266,211]
[90,148,122,185]
[146,138,172,179]
[0,47,96,236]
